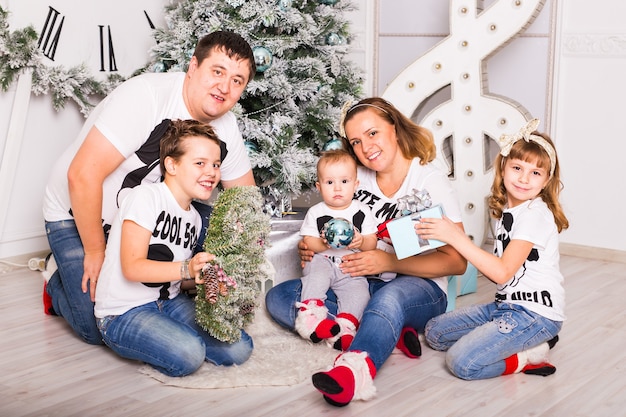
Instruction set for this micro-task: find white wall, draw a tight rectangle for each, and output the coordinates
[552,0,626,256]
[0,0,168,261]
[373,0,625,260]
[1,0,624,263]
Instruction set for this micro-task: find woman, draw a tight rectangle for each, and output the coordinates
[265,97,467,406]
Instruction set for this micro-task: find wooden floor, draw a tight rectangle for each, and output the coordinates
[1,254,625,417]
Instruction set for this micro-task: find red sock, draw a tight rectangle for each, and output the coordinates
[313,318,340,342]
[396,327,421,358]
[295,299,340,343]
[503,353,556,376]
[503,354,520,375]
[332,313,359,351]
[43,283,55,316]
[312,351,376,407]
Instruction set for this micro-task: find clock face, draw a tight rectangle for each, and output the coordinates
[3,0,169,79]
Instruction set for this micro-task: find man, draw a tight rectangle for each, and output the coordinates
[42,31,256,345]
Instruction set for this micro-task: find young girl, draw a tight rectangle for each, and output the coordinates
[417,118,568,380]
[94,119,253,377]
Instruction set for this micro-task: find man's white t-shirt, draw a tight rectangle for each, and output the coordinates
[43,72,251,231]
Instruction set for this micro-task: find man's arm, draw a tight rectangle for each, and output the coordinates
[221,169,255,189]
[68,126,125,299]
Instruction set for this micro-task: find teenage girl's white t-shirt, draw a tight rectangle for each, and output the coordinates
[95,182,200,318]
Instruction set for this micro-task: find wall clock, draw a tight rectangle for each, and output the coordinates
[0,0,169,258]
[3,0,169,80]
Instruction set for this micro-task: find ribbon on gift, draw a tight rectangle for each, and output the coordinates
[397,189,432,216]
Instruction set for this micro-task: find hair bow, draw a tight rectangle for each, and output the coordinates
[496,118,556,178]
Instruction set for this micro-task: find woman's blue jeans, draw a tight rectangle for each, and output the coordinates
[45,219,104,345]
[424,302,562,380]
[265,276,447,370]
[97,294,253,377]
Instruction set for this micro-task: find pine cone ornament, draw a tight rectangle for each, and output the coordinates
[203,264,219,304]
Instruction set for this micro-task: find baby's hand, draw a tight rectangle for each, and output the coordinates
[347,230,363,250]
[319,231,332,249]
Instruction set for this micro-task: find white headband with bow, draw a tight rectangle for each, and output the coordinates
[496,118,556,178]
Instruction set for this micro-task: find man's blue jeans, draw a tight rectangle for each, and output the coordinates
[45,219,103,345]
[265,276,447,370]
[97,294,253,377]
[425,302,562,380]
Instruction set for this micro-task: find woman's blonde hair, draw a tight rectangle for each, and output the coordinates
[489,131,569,232]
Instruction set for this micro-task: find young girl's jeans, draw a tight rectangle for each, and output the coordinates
[44,205,211,346]
[97,294,253,377]
[425,302,562,380]
[265,275,447,370]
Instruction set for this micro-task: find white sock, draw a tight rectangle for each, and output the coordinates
[515,342,550,373]
[41,253,57,283]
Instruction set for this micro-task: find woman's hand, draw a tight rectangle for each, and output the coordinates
[298,239,314,268]
[340,249,394,277]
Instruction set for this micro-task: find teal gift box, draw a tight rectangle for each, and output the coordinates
[387,205,445,260]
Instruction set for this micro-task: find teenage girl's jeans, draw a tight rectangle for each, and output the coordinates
[97,294,253,377]
[265,275,447,370]
[44,203,211,346]
[45,219,104,345]
[425,302,562,380]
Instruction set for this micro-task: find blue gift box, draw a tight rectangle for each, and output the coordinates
[387,205,445,260]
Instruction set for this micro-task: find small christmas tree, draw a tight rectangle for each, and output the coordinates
[195,186,271,343]
[147,0,364,211]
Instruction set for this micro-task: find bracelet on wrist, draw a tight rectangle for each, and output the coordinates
[180,259,192,280]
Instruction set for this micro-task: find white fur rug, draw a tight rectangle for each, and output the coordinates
[139,301,339,388]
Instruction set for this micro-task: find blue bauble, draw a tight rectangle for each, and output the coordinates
[322,138,344,151]
[152,62,166,73]
[278,0,293,10]
[323,218,354,249]
[326,33,346,46]
[319,0,339,5]
[244,141,258,155]
[253,46,273,73]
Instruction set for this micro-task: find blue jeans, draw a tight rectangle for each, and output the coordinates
[45,219,104,345]
[265,276,447,370]
[97,294,253,377]
[44,203,211,346]
[424,302,562,380]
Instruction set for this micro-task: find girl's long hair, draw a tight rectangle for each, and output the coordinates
[488,131,569,232]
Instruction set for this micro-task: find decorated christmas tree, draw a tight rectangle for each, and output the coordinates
[146,0,364,212]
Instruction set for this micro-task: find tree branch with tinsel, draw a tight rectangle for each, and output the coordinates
[147,0,364,201]
[0,6,122,116]
[195,186,271,343]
